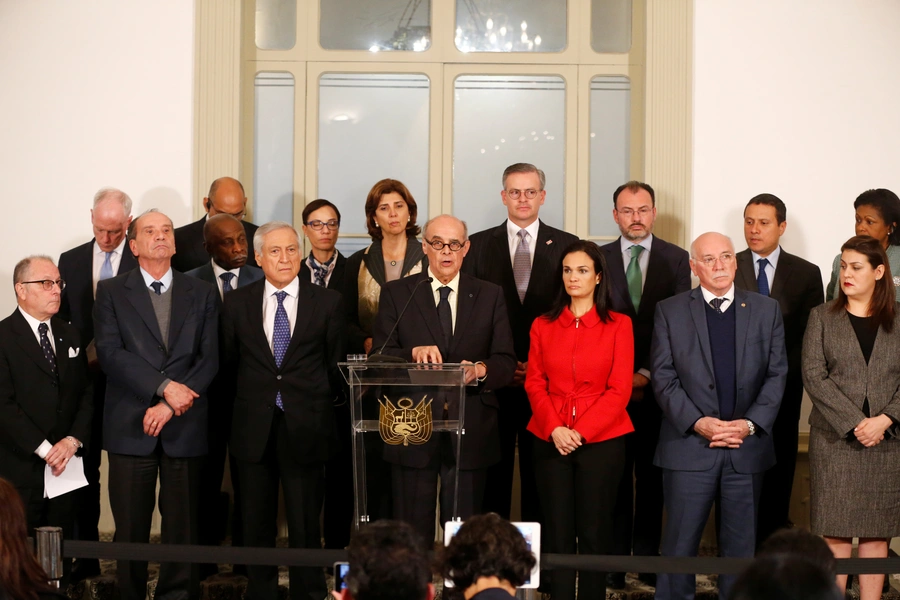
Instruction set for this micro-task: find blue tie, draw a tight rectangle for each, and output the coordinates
[220,272,235,293]
[757,258,770,297]
[273,291,290,411]
[99,252,114,280]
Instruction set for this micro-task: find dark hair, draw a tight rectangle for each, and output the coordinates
[346,520,431,600]
[729,555,842,600]
[126,208,172,244]
[302,198,341,224]
[854,188,900,246]
[830,235,895,332]
[544,240,612,323]
[502,163,546,190]
[440,513,536,591]
[0,479,58,600]
[613,181,656,207]
[758,528,837,578]
[364,179,421,241]
[745,193,787,224]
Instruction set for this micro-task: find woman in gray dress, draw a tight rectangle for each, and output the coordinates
[803,235,900,600]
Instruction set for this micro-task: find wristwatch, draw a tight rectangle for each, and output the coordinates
[65,436,83,449]
[745,420,756,436]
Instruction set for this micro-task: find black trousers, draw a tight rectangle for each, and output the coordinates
[18,471,77,588]
[534,434,626,600]
[198,397,243,556]
[236,411,326,600]
[108,447,203,600]
[391,434,487,544]
[611,396,664,559]
[482,385,541,522]
[323,401,354,549]
[73,372,105,567]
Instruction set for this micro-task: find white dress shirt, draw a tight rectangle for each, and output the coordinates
[750,245,781,295]
[699,284,736,313]
[428,268,460,333]
[138,267,173,292]
[92,238,127,297]
[619,234,654,293]
[211,260,242,300]
[506,219,540,268]
[263,277,299,354]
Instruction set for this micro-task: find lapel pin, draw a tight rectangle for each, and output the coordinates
[546,240,553,245]
[469,293,473,298]
[741,303,746,307]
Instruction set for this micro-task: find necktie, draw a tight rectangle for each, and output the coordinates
[513,229,531,303]
[710,298,725,314]
[150,281,163,295]
[99,252,114,281]
[626,245,644,312]
[38,323,58,378]
[757,258,770,297]
[273,291,290,411]
[309,253,335,287]
[437,286,453,350]
[220,272,236,294]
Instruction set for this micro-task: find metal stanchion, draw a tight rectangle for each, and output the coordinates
[515,589,537,600]
[35,526,64,587]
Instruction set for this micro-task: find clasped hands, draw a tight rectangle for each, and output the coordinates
[411,346,485,384]
[693,416,750,448]
[44,438,79,476]
[143,381,199,437]
[551,426,583,456]
[854,414,892,447]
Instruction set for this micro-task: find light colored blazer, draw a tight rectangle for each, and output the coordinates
[802,300,900,437]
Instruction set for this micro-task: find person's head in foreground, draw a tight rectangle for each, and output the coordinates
[0,478,60,600]
[758,528,837,579]
[728,555,842,600]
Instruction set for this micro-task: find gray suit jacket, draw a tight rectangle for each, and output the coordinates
[651,286,788,473]
[802,301,900,437]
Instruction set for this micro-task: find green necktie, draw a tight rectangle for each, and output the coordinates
[626,244,644,312]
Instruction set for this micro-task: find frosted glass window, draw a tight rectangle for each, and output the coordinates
[455,0,566,53]
[591,0,632,53]
[318,73,430,256]
[256,0,297,50]
[320,0,432,52]
[589,76,631,237]
[254,72,295,225]
[453,75,565,233]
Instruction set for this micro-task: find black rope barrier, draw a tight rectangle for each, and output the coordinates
[61,541,900,575]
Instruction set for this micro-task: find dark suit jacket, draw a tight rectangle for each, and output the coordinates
[651,287,787,473]
[299,251,347,292]
[735,248,824,402]
[462,220,578,361]
[58,240,138,344]
[372,272,517,469]
[222,278,345,464]
[172,216,260,272]
[0,311,92,488]
[185,261,265,296]
[601,236,691,374]
[94,269,219,457]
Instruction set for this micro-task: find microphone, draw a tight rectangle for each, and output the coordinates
[368,276,434,363]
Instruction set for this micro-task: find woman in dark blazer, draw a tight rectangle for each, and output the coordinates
[525,241,634,600]
[803,235,900,600]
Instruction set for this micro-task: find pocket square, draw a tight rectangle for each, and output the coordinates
[68,347,80,358]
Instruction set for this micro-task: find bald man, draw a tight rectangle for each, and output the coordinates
[172,177,260,272]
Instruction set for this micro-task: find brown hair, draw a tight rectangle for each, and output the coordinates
[831,235,895,332]
[0,478,57,600]
[364,179,421,241]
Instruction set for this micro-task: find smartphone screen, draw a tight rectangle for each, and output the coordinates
[334,561,350,591]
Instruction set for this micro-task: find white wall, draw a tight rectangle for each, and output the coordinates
[0,1,195,317]
[693,0,900,431]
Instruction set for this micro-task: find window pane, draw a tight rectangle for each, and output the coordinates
[255,0,297,50]
[320,0,432,52]
[453,75,565,233]
[318,73,430,256]
[455,0,566,53]
[591,0,632,53]
[589,76,631,237]
[254,72,295,224]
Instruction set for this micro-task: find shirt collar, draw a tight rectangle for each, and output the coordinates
[619,234,654,254]
[750,245,781,270]
[556,305,601,328]
[699,283,736,308]
[211,259,241,279]
[139,267,173,291]
[264,276,300,299]
[428,268,461,296]
[18,306,52,334]
[93,237,127,257]
[506,218,540,242]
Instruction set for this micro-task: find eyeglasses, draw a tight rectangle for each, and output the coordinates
[306,219,340,231]
[616,207,653,218]
[21,279,66,291]
[425,238,465,252]
[694,253,735,268]
[505,188,541,200]
[208,201,245,219]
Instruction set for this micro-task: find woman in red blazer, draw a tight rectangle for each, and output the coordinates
[525,240,634,600]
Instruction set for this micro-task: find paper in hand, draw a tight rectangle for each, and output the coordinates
[44,456,89,499]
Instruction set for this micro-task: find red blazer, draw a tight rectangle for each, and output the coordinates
[525,306,634,444]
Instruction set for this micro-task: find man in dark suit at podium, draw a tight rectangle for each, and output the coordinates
[734,193,823,546]
[57,187,136,581]
[462,163,577,523]
[173,176,259,272]
[373,214,517,543]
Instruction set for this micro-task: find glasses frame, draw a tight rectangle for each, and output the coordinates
[20,279,66,291]
[505,188,541,200]
[695,253,735,268]
[424,238,466,252]
[306,219,340,231]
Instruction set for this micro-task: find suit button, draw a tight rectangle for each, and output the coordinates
[276,375,282,380]
[708,384,714,390]
[158,346,164,352]
[268,405,274,411]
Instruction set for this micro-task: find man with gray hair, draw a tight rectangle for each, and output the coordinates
[57,186,137,581]
[222,221,345,600]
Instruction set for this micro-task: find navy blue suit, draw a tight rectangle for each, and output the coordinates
[650,286,786,600]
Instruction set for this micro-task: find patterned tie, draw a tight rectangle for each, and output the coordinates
[273,291,290,411]
[437,286,453,349]
[757,258,770,297]
[710,298,725,314]
[150,281,163,295]
[513,229,531,303]
[38,323,58,378]
[220,272,235,294]
[626,245,644,312]
[99,251,114,281]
